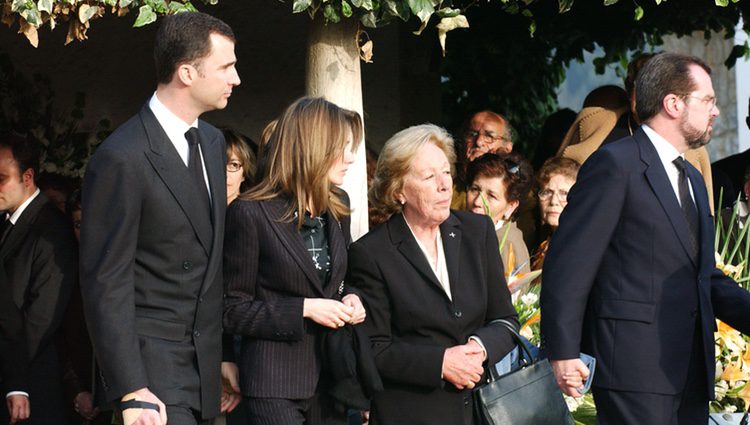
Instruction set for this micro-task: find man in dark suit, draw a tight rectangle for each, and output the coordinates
[0,263,29,425]
[541,52,750,425]
[80,12,240,425]
[0,134,77,424]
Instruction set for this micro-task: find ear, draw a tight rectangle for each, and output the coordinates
[176,63,196,86]
[663,94,684,119]
[22,168,34,187]
[503,199,520,219]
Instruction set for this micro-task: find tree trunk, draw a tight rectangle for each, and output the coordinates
[306,18,368,240]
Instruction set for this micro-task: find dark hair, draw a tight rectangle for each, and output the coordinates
[223,128,256,189]
[625,52,657,97]
[466,152,533,220]
[154,12,235,84]
[0,132,40,182]
[536,157,580,191]
[635,52,711,123]
[582,85,628,110]
[66,189,82,218]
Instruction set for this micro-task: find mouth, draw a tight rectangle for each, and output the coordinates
[471,207,486,215]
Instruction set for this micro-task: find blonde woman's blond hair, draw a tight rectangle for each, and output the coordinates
[242,97,362,227]
[369,124,456,218]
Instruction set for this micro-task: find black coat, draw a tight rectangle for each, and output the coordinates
[541,128,750,400]
[223,197,351,399]
[80,104,227,418]
[1,193,77,424]
[347,211,517,425]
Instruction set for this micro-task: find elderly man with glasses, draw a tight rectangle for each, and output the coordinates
[452,110,515,210]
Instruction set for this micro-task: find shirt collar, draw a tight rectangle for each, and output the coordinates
[148,93,199,141]
[642,124,683,165]
[8,188,41,225]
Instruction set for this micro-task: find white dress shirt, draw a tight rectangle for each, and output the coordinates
[148,93,212,199]
[642,124,695,205]
[403,217,452,301]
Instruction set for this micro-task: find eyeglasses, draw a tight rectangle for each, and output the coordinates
[538,188,568,202]
[464,130,512,146]
[681,94,717,109]
[226,161,243,172]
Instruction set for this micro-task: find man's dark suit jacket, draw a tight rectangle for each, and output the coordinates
[347,211,517,425]
[0,262,28,397]
[1,192,77,424]
[541,127,750,399]
[223,196,351,400]
[80,104,227,419]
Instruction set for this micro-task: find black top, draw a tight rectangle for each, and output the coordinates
[299,211,331,286]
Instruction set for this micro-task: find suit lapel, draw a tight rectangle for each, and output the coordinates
[140,105,213,256]
[388,214,449,300]
[0,193,47,260]
[440,214,462,297]
[637,129,697,267]
[261,199,325,295]
[199,121,226,296]
[685,161,714,272]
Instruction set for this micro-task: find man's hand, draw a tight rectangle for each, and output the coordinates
[220,362,241,414]
[74,391,99,420]
[6,394,29,424]
[442,343,485,390]
[341,294,366,325]
[120,387,167,425]
[551,358,590,397]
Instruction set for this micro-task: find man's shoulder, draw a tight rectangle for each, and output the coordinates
[95,113,149,157]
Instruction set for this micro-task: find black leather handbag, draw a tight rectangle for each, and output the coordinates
[473,319,574,425]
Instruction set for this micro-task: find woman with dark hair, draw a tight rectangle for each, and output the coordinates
[464,153,533,274]
[222,129,256,205]
[223,97,367,425]
[531,157,580,270]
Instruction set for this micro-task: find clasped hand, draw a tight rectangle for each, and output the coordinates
[303,294,366,329]
[442,340,485,390]
[551,358,590,397]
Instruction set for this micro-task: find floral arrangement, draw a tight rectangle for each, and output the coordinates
[0,52,109,179]
[712,195,750,414]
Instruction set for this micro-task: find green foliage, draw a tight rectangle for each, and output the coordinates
[440,0,750,161]
[0,52,110,178]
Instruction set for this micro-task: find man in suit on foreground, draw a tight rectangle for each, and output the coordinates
[81,12,240,425]
[0,134,77,424]
[541,52,750,424]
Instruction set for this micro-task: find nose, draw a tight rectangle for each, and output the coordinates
[438,173,452,191]
[344,149,356,165]
[230,68,241,86]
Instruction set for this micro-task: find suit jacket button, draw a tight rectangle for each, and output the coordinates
[198,297,203,303]
[193,330,200,338]
[183,261,193,270]
[454,310,462,319]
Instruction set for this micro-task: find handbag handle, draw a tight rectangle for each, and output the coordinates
[485,318,535,381]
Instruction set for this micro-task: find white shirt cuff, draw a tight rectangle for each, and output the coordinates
[469,336,488,361]
[6,391,29,399]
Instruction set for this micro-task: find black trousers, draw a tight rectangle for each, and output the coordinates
[593,322,709,425]
[244,394,347,425]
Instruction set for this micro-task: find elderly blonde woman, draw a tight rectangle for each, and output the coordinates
[347,124,518,425]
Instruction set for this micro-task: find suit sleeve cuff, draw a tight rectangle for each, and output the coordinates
[6,391,29,399]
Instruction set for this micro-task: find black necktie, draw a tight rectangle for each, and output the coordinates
[184,128,211,213]
[673,157,700,257]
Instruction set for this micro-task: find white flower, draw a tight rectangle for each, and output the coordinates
[521,293,538,306]
[727,404,738,413]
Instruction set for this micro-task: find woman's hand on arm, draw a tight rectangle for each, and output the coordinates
[341,294,366,325]
[303,299,354,329]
